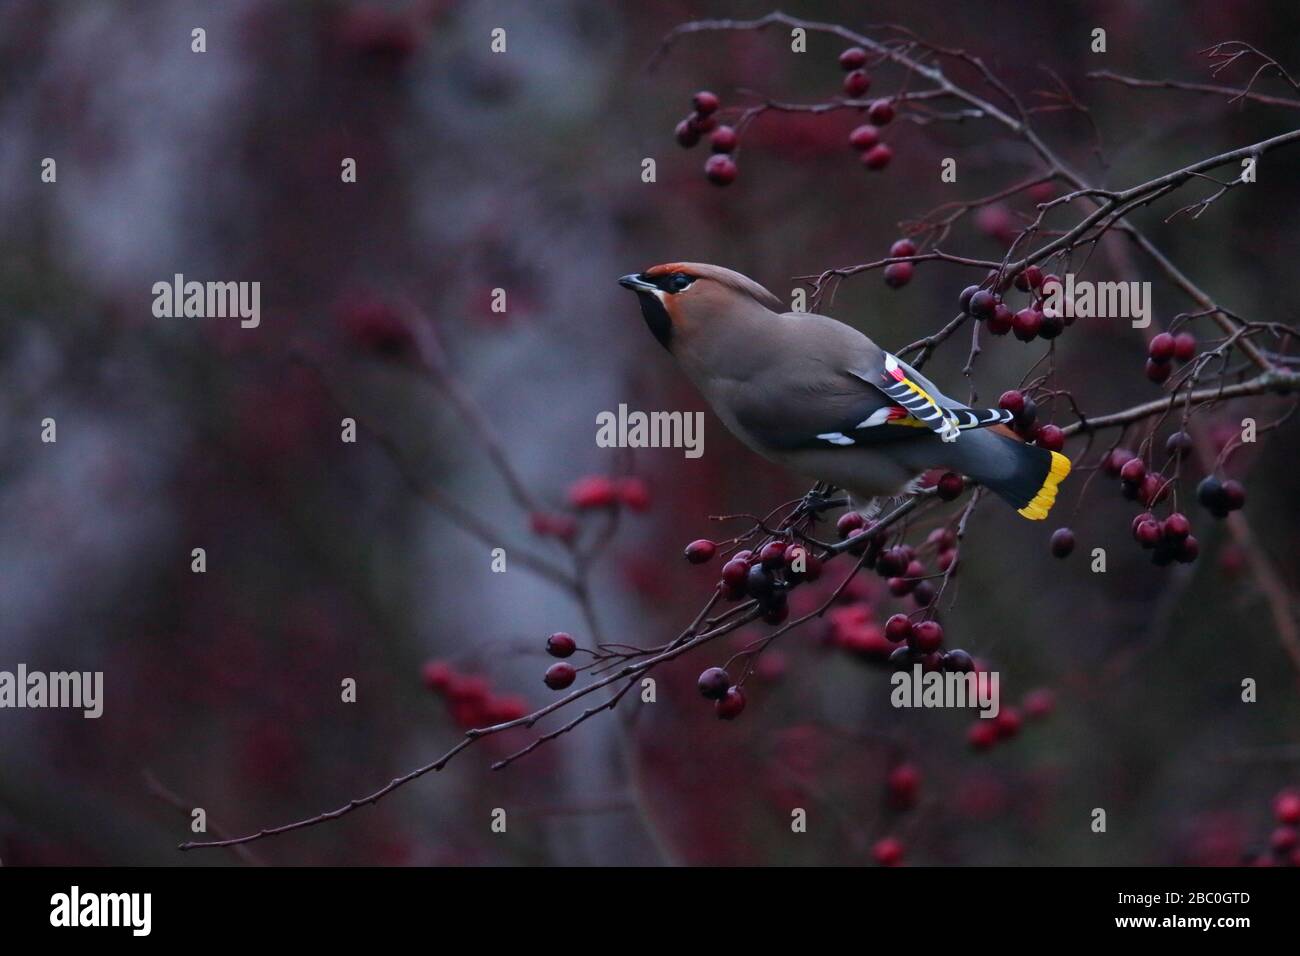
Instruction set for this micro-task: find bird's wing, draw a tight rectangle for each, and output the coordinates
[846,349,969,440]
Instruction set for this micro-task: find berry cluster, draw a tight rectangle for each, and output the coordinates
[1144,330,1198,384]
[1248,789,1300,866]
[839,47,898,172]
[996,389,1064,451]
[421,660,527,729]
[966,688,1055,751]
[882,238,916,289]
[567,474,651,511]
[960,268,1072,343]
[542,631,579,690]
[675,91,739,186]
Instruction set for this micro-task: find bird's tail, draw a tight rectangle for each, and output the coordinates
[937,428,1072,520]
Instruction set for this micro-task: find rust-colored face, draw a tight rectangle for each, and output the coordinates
[618,263,783,351]
[617,264,704,350]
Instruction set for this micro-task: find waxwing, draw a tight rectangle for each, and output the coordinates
[618,262,1070,518]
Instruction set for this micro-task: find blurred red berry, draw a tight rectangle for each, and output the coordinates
[887,764,921,810]
[968,721,998,751]
[704,153,737,186]
[890,238,917,258]
[617,477,651,511]
[843,69,872,97]
[568,475,617,509]
[838,47,868,70]
[873,836,905,866]
[709,125,737,153]
[1275,790,1300,825]
[848,124,881,151]
[1023,688,1055,719]
[692,90,720,114]
[675,118,701,148]
[862,143,893,170]
[1173,332,1197,361]
[422,660,454,692]
[868,99,895,125]
[884,262,914,288]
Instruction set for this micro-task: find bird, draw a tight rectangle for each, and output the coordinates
[618,262,1070,519]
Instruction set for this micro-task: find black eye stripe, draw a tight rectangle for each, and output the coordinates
[647,272,696,293]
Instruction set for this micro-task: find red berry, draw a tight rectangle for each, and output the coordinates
[697,666,731,700]
[837,511,866,538]
[1275,790,1300,825]
[688,112,717,134]
[709,125,737,153]
[887,764,921,810]
[1119,458,1146,483]
[936,549,957,573]
[994,707,1022,739]
[692,90,720,115]
[1139,473,1168,506]
[1050,527,1075,558]
[884,262,914,288]
[1162,513,1191,540]
[1173,332,1197,362]
[848,124,880,151]
[888,575,915,597]
[1015,266,1044,291]
[759,540,788,569]
[1176,535,1199,563]
[1036,424,1065,452]
[715,685,746,719]
[674,119,701,148]
[876,547,908,577]
[912,581,936,608]
[867,99,895,125]
[704,153,737,186]
[890,238,916,258]
[884,613,913,643]
[959,285,981,312]
[1271,826,1298,854]
[843,69,871,97]
[1012,307,1042,342]
[617,477,651,511]
[546,632,576,658]
[988,303,1013,336]
[873,836,905,866]
[911,620,944,653]
[1135,519,1162,548]
[568,475,617,509]
[1148,332,1175,362]
[684,539,717,564]
[928,527,957,550]
[968,290,997,320]
[862,143,892,170]
[1145,358,1172,384]
[1103,447,1136,477]
[839,47,868,70]
[936,472,964,501]
[721,558,750,589]
[544,662,576,690]
[968,721,998,751]
[998,390,1025,416]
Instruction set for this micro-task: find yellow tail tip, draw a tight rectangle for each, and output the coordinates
[1017,451,1072,520]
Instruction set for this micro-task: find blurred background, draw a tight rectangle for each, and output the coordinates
[2,0,1299,866]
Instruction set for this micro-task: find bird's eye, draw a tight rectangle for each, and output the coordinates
[667,273,694,293]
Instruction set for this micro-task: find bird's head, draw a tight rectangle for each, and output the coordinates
[618,262,783,351]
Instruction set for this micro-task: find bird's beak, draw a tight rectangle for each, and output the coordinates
[618,273,658,293]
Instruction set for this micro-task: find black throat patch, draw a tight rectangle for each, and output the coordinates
[635,292,673,351]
